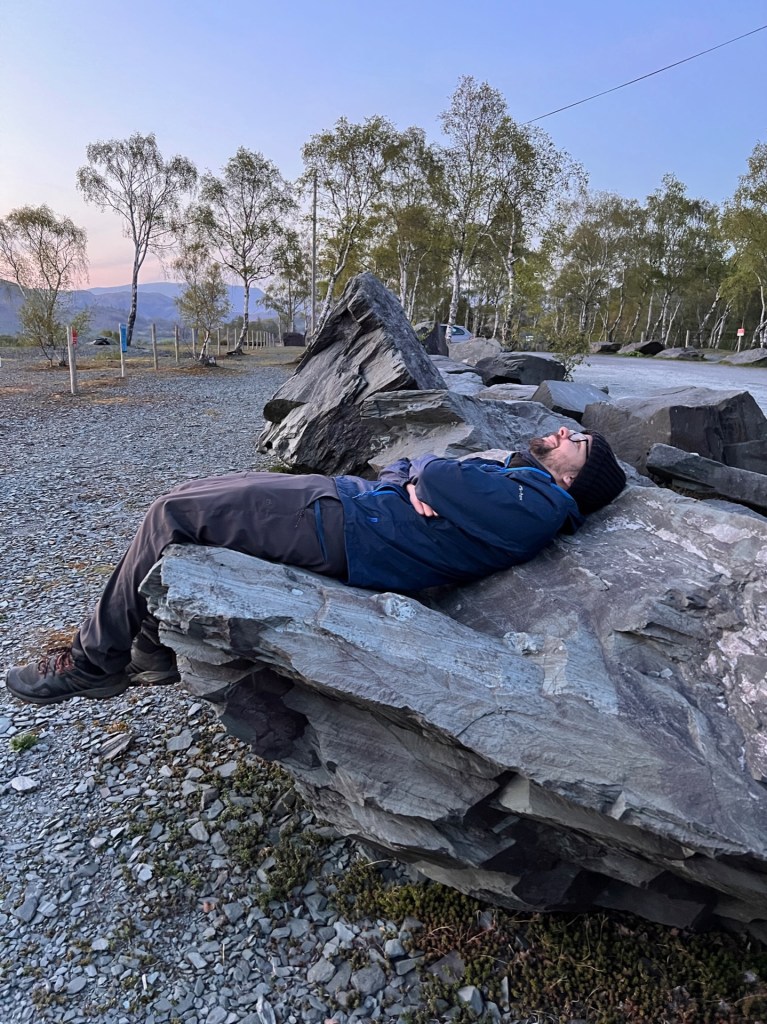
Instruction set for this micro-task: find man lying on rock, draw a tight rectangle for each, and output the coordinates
[6,426,625,706]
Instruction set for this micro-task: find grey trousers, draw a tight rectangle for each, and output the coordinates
[74,472,347,674]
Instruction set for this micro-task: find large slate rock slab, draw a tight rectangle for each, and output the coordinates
[477,384,538,402]
[142,486,767,934]
[421,323,449,356]
[721,348,767,367]
[660,347,705,360]
[704,499,767,522]
[723,439,767,473]
[448,337,502,363]
[618,340,665,356]
[429,356,485,396]
[531,380,613,421]
[582,386,767,473]
[258,273,445,475]
[646,443,767,513]
[357,389,578,469]
[473,353,566,386]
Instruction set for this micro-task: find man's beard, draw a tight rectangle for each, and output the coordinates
[528,437,554,463]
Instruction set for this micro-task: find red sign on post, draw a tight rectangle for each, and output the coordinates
[737,328,746,337]
[72,329,78,345]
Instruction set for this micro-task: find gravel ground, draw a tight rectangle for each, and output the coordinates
[0,347,470,1024]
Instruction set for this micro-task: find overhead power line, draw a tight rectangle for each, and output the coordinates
[523,23,767,125]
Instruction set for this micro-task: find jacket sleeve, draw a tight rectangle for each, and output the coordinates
[376,453,444,488]
[409,456,576,547]
[375,457,412,487]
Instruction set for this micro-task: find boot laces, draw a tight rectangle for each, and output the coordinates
[37,647,74,677]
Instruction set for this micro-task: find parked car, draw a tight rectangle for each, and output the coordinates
[90,336,111,346]
[413,322,475,343]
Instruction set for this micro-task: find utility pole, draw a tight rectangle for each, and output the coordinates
[310,168,317,341]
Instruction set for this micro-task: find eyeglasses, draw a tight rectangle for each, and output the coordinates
[567,431,591,455]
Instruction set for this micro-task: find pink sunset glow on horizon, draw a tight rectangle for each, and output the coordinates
[4,0,766,293]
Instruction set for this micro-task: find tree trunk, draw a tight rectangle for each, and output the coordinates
[606,276,626,343]
[656,290,672,344]
[625,280,648,343]
[645,288,656,339]
[711,304,731,348]
[665,299,682,345]
[127,256,141,347]
[398,242,413,309]
[446,257,463,343]
[198,329,211,363]
[316,225,358,334]
[406,255,425,321]
[697,289,722,346]
[501,235,520,345]
[230,283,251,355]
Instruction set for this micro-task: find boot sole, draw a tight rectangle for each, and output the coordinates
[128,670,180,686]
[5,679,130,706]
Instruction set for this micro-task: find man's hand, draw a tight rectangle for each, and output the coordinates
[407,483,439,517]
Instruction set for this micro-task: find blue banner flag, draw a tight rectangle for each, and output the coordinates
[119,323,127,352]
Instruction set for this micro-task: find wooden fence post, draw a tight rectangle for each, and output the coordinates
[151,323,159,371]
[67,326,79,396]
[118,323,126,379]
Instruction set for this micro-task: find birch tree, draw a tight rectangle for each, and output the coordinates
[722,142,767,347]
[643,175,719,344]
[173,234,231,364]
[489,121,584,342]
[546,192,646,345]
[374,127,445,318]
[0,204,90,364]
[262,229,311,333]
[437,77,508,341]
[302,115,400,331]
[194,148,293,354]
[76,133,196,346]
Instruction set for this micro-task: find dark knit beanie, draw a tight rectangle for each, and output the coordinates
[567,431,626,516]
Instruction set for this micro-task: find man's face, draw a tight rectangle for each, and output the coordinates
[529,427,590,489]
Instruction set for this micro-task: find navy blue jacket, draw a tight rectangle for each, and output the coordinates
[333,454,583,592]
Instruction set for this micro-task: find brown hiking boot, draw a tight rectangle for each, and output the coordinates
[126,627,180,686]
[6,648,130,706]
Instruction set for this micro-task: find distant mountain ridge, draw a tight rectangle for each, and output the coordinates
[0,280,269,338]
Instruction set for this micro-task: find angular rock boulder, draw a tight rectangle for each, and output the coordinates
[721,348,767,368]
[661,347,705,360]
[142,484,767,935]
[448,337,502,363]
[618,340,665,356]
[258,273,445,475]
[722,439,767,473]
[531,380,613,421]
[429,356,485,396]
[582,386,767,473]
[421,323,449,356]
[478,384,538,402]
[357,389,578,469]
[473,353,566,387]
[646,443,767,513]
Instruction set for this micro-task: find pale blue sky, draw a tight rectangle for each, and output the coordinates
[2,0,765,285]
